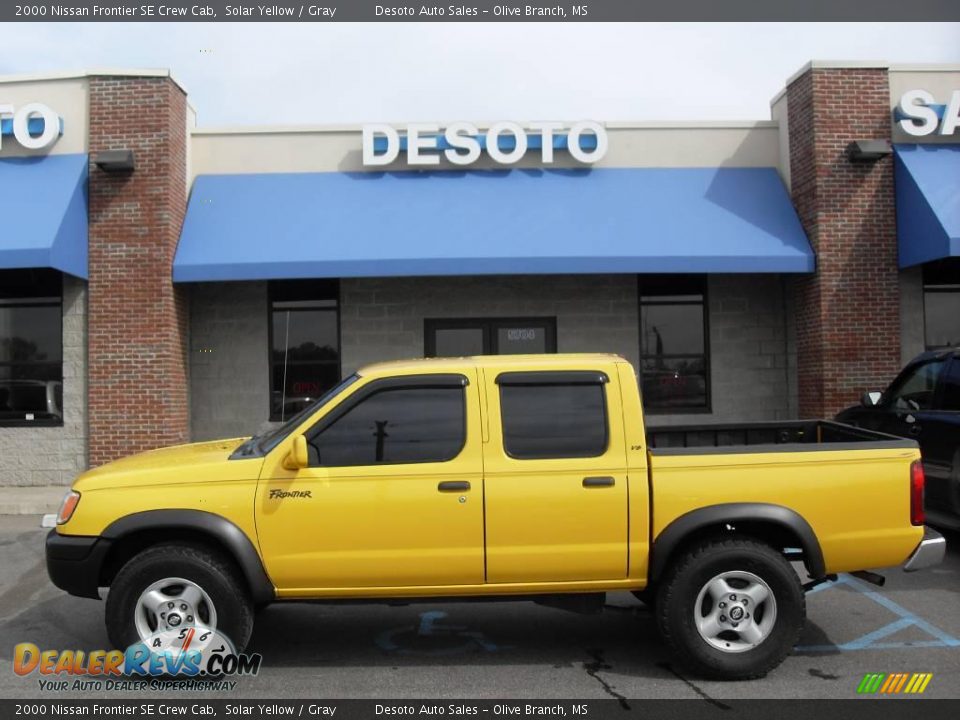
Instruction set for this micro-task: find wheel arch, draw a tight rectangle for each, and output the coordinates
[99,510,275,606]
[649,503,826,583]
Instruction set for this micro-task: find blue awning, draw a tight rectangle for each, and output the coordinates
[173,166,813,282]
[895,144,960,268]
[0,153,88,278]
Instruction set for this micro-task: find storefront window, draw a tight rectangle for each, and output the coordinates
[0,269,63,426]
[269,280,340,422]
[639,275,709,412]
[924,260,960,350]
[425,318,557,357]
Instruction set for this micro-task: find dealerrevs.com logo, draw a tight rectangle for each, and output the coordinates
[14,629,262,692]
[857,672,934,695]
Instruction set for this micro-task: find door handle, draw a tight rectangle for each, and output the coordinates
[582,476,615,488]
[438,481,470,492]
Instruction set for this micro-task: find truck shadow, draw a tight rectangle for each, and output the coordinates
[245,597,670,674]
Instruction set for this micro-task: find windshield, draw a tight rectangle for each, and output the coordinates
[230,374,360,459]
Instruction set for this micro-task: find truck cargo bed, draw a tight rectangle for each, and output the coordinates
[646,420,915,453]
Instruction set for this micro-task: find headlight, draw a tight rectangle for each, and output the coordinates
[56,491,81,525]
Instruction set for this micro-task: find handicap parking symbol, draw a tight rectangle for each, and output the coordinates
[376,610,508,656]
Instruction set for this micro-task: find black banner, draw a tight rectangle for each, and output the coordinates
[2,0,959,22]
[3,700,960,720]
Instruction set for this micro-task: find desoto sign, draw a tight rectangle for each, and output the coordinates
[0,102,61,150]
[896,89,960,136]
[362,121,608,166]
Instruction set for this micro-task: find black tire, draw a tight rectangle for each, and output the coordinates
[105,543,254,653]
[655,537,805,680]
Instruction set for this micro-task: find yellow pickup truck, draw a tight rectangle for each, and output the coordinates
[46,354,945,679]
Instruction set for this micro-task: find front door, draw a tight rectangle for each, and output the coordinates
[481,366,630,584]
[257,371,485,593]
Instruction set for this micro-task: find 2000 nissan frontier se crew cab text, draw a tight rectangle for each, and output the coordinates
[46,354,946,679]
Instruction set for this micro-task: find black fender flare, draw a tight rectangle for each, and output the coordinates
[102,509,275,606]
[648,502,826,581]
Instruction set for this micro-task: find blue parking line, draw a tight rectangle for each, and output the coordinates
[796,573,960,652]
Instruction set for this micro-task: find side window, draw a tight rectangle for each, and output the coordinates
[886,359,946,412]
[938,359,960,412]
[0,269,64,426]
[638,275,709,412]
[498,372,608,459]
[307,383,466,467]
[269,279,340,422]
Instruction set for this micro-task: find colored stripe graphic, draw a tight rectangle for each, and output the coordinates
[857,672,932,694]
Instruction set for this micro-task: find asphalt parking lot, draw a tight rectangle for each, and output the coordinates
[1,516,958,702]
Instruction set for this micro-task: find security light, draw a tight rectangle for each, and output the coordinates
[94,149,135,172]
[846,140,892,162]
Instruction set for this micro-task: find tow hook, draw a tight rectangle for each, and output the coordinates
[802,574,837,592]
[850,570,886,587]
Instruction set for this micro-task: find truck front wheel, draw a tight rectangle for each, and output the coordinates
[105,543,254,654]
[656,538,805,680]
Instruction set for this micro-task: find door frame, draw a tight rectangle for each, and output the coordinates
[424,317,558,357]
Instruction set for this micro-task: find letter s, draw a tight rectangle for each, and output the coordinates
[444,122,481,165]
[898,89,939,137]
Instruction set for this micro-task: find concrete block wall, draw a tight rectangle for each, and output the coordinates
[899,267,926,365]
[339,275,641,373]
[708,275,795,422]
[186,274,797,441]
[0,275,87,487]
[340,274,795,424]
[189,282,271,441]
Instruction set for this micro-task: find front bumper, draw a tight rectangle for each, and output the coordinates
[903,527,946,572]
[45,529,111,599]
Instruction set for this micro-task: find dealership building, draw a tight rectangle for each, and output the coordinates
[0,61,957,509]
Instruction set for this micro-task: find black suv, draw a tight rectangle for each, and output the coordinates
[837,348,960,529]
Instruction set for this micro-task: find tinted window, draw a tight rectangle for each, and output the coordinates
[923,260,960,350]
[269,280,340,421]
[500,381,607,459]
[425,318,557,357]
[939,359,960,412]
[434,327,485,357]
[887,359,946,412]
[0,269,63,424]
[308,385,465,467]
[639,275,709,412]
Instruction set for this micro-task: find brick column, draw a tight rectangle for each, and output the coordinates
[786,67,901,418]
[87,76,190,466]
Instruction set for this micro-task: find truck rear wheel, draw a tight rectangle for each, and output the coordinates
[105,543,254,654]
[656,538,804,680]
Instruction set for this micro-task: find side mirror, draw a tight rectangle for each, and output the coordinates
[861,391,883,407]
[283,435,309,470]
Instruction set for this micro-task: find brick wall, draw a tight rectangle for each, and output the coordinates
[786,67,901,418]
[86,76,190,465]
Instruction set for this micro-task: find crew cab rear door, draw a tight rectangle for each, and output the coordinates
[482,366,629,583]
